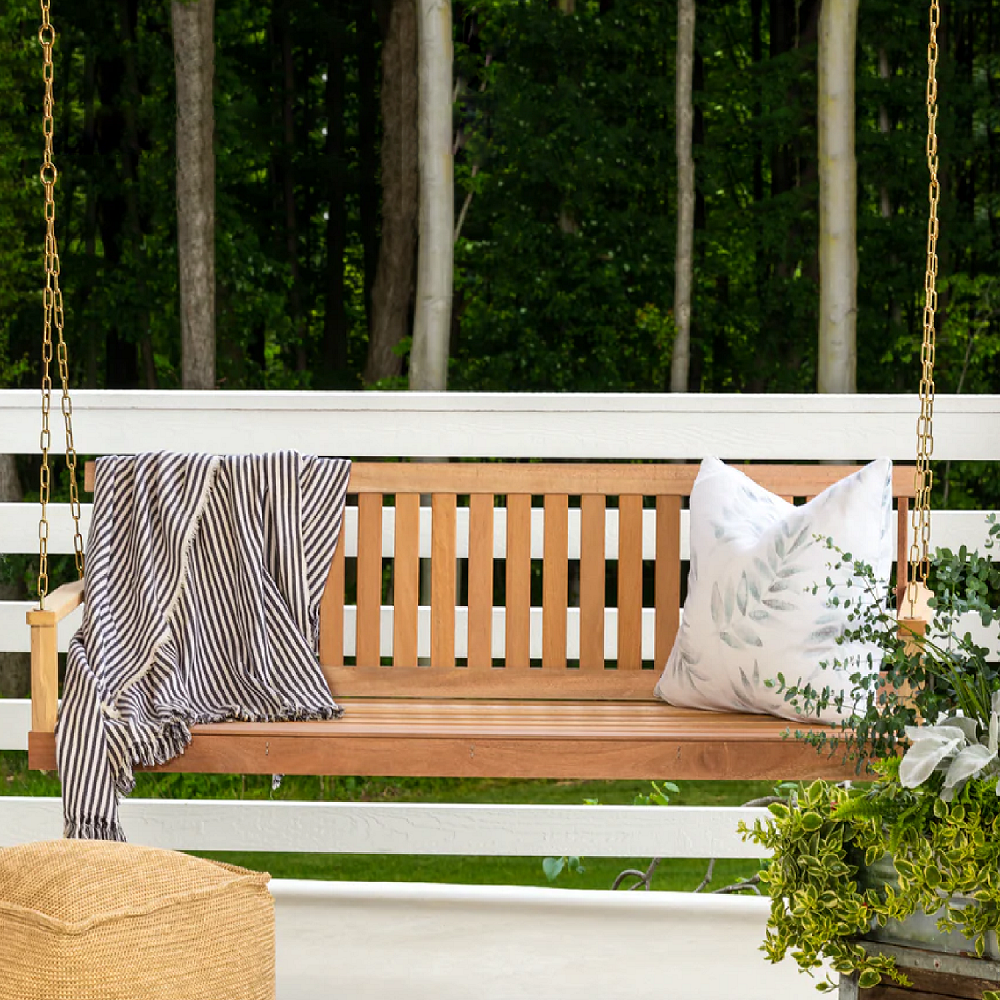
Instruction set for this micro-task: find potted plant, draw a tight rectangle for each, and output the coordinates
[741,515,1000,994]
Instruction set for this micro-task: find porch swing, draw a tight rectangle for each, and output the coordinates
[27,1,939,783]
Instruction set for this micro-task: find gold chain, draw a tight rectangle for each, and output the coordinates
[907,0,940,613]
[37,0,84,610]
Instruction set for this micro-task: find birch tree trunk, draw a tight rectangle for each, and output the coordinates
[671,0,696,393]
[365,0,418,385]
[878,47,891,220]
[410,0,453,392]
[817,0,858,394]
[172,0,216,390]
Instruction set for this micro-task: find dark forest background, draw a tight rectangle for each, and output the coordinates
[1,0,997,397]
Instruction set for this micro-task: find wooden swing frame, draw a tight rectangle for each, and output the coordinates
[27,460,916,781]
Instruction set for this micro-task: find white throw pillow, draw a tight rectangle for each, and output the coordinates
[654,457,893,723]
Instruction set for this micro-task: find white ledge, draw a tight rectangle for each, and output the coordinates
[1,390,997,459]
[0,797,770,858]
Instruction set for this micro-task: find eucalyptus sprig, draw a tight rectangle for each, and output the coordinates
[771,515,1000,768]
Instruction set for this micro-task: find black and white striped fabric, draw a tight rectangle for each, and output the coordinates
[58,452,352,841]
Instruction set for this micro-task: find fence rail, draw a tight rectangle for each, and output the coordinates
[0,795,768,857]
[1,389,998,459]
[3,502,997,559]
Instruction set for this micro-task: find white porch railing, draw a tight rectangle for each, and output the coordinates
[0,794,767,857]
[1,391,997,999]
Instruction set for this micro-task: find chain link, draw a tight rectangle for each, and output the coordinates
[906,0,940,615]
[37,0,84,610]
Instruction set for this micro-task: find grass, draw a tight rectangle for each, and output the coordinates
[0,751,772,892]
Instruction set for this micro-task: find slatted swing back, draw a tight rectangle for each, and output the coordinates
[316,461,916,701]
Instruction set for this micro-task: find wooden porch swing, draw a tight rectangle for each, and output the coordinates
[26,2,941,783]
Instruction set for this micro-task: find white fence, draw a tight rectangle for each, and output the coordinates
[1,390,998,999]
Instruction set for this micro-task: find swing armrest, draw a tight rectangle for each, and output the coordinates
[25,579,85,625]
[26,580,84,739]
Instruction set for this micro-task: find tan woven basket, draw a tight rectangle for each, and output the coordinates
[0,839,274,1000]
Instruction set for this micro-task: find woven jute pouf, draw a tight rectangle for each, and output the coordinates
[0,839,274,1000]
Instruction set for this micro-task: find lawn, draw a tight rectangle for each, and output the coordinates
[0,750,772,892]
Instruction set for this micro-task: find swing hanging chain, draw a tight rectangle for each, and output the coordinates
[907,0,940,616]
[37,0,85,611]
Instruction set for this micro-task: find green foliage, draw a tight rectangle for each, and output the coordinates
[632,779,679,807]
[542,855,584,881]
[750,516,1000,990]
[452,0,1000,398]
[771,516,1000,766]
[454,1,677,391]
[742,770,1000,991]
[542,779,679,883]
[1,0,998,408]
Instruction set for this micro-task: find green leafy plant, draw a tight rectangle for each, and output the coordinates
[542,855,584,882]
[772,515,1000,767]
[631,780,679,807]
[742,767,1000,997]
[745,517,1000,993]
[542,781,679,884]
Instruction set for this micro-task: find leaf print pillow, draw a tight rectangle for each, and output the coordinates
[654,457,893,724]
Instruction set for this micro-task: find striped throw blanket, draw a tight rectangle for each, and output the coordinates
[58,452,351,841]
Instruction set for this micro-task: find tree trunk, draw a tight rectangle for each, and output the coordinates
[410,0,454,391]
[122,0,156,389]
[321,7,349,387]
[277,3,307,374]
[878,47,891,220]
[80,44,100,388]
[95,24,139,390]
[0,456,28,697]
[670,0,695,394]
[358,0,380,335]
[172,0,216,390]
[365,0,418,385]
[751,0,762,206]
[817,0,858,393]
[556,0,577,233]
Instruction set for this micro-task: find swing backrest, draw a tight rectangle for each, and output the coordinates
[314,462,917,702]
[85,460,916,703]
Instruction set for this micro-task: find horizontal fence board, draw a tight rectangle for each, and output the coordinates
[0,796,768,858]
[3,502,996,562]
[0,604,83,653]
[0,699,30,751]
[1,390,997,460]
[0,603,722,659]
[0,504,95,554]
[1,601,997,660]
